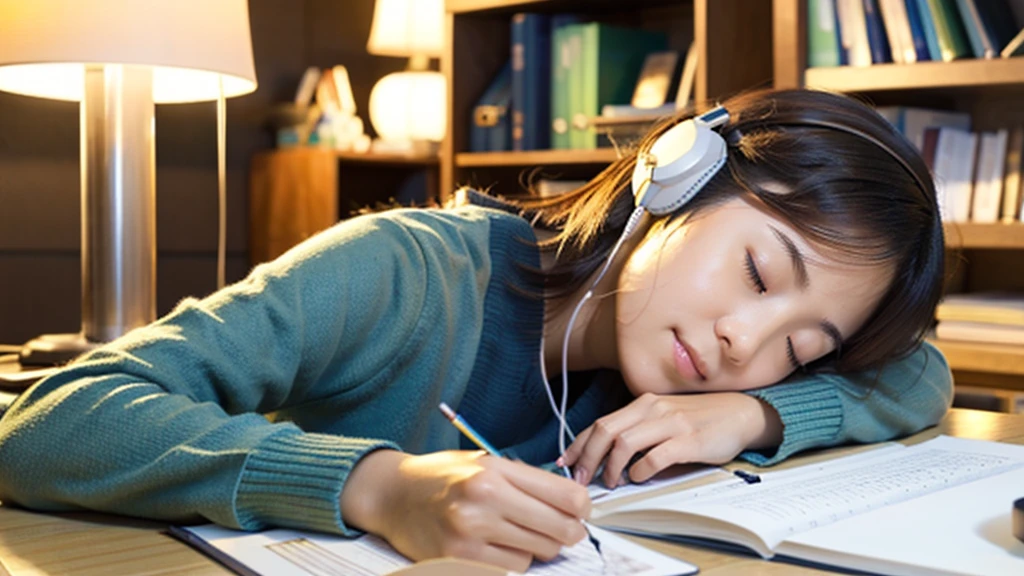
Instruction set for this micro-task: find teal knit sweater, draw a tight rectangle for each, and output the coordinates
[0,205,952,536]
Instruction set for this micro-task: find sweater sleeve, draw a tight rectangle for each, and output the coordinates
[739,340,953,466]
[0,209,492,536]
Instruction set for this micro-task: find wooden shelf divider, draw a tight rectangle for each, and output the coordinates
[804,57,1024,94]
[455,148,621,167]
[930,339,1024,381]
[944,223,1024,250]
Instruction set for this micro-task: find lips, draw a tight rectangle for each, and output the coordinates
[672,332,707,381]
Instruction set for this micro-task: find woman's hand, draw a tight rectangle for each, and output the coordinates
[341,449,591,573]
[559,392,783,488]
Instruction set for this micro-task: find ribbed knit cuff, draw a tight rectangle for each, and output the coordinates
[740,379,843,467]
[234,431,400,536]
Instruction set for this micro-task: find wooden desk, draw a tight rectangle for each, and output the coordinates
[2,408,1023,576]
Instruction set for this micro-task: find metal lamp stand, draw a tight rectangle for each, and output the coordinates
[20,65,156,366]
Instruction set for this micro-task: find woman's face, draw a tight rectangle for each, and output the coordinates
[614,197,893,395]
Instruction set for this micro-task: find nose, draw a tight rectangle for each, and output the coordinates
[715,313,773,366]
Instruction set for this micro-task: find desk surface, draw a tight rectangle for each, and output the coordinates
[2,408,1023,576]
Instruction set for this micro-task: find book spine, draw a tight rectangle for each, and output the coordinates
[1002,126,1024,222]
[837,0,874,65]
[913,0,945,59]
[550,25,572,150]
[954,0,996,57]
[928,0,973,60]
[970,130,1008,223]
[511,13,552,151]
[511,13,526,151]
[904,0,935,60]
[808,0,843,66]
[863,0,895,62]
[879,0,915,62]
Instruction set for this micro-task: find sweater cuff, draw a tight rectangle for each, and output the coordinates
[739,380,843,466]
[234,431,400,536]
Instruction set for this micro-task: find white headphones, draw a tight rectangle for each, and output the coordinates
[631,106,731,216]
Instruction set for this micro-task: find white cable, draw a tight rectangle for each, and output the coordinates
[542,204,648,478]
[216,76,227,290]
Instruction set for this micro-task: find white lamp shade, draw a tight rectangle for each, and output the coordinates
[0,0,257,103]
[369,71,446,142]
[366,0,444,58]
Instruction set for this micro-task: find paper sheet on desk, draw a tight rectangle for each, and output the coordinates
[178,523,697,576]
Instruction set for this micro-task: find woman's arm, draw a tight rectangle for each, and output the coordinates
[0,209,490,535]
[560,341,952,486]
[741,340,953,465]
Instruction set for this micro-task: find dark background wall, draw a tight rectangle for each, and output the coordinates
[0,0,406,346]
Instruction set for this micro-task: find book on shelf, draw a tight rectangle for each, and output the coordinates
[592,435,1024,576]
[808,0,844,67]
[936,319,1024,344]
[922,126,977,222]
[1002,126,1024,222]
[970,128,1009,223]
[955,0,998,58]
[863,0,896,62]
[470,61,512,153]
[1003,25,1024,56]
[937,291,1024,325]
[912,0,946,60]
[928,0,974,60]
[836,0,874,65]
[511,13,552,151]
[879,0,919,62]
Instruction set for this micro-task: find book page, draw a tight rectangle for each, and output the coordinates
[780,465,1024,575]
[604,436,1024,552]
[181,523,697,576]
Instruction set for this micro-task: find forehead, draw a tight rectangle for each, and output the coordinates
[680,198,893,299]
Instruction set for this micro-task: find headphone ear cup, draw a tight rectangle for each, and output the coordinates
[632,118,729,216]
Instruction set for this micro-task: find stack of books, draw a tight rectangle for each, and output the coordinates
[807,0,1024,67]
[935,292,1024,345]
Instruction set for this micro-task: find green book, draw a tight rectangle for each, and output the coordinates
[569,23,667,150]
[927,0,971,60]
[808,0,841,67]
[550,25,573,150]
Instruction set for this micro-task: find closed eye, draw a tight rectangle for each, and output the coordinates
[786,337,805,371]
[745,251,766,294]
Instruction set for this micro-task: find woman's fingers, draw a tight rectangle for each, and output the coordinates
[561,394,657,486]
[597,420,679,487]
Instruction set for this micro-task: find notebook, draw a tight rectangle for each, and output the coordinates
[591,435,1024,576]
[170,519,697,576]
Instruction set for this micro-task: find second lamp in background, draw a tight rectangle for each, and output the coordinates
[367,0,447,153]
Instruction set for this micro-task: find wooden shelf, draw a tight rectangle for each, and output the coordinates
[930,339,1024,379]
[804,58,1024,95]
[447,0,681,14]
[456,148,621,167]
[944,223,1024,249]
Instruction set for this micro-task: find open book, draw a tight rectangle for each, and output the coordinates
[592,435,1024,576]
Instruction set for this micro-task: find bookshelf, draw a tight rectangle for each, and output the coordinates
[441,0,773,200]
[772,0,1024,391]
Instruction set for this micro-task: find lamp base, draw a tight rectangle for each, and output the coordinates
[19,333,98,367]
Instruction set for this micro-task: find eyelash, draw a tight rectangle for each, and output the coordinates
[747,251,804,370]
[786,337,804,371]
[745,251,767,294]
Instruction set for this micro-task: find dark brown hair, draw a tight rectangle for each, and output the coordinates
[509,88,944,374]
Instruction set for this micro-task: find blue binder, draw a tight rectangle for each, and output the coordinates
[470,61,512,153]
[511,13,551,151]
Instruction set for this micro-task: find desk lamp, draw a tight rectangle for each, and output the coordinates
[366,0,447,152]
[0,0,257,365]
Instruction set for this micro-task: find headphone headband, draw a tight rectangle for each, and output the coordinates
[631,105,934,217]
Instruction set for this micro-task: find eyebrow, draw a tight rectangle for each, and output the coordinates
[768,226,845,354]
